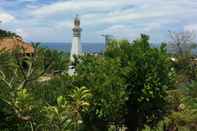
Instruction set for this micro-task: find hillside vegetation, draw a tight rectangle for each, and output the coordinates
[0,31,196,131]
[0,29,19,38]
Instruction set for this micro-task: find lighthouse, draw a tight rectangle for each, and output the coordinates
[68,15,82,76]
[70,15,82,62]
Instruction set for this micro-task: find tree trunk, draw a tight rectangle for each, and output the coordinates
[125,107,138,131]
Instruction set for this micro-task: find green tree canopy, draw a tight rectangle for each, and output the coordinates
[74,34,174,131]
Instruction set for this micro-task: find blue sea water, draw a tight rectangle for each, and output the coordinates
[40,43,105,53]
[40,42,197,55]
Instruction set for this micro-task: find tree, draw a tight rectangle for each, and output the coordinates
[168,31,196,56]
[73,34,174,131]
[105,34,174,131]
[168,31,197,81]
[75,54,128,130]
[0,46,70,130]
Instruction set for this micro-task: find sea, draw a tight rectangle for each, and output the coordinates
[40,42,197,54]
[40,42,105,53]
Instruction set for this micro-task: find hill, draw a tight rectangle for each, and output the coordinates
[0,29,34,54]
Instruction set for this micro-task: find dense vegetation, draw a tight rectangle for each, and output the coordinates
[0,29,19,38]
[0,32,196,131]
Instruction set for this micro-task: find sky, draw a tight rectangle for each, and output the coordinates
[0,0,197,43]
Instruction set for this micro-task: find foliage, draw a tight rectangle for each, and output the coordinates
[0,29,19,38]
[40,47,70,74]
[164,81,197,131]
[1,32,196,131]
[72,34,174,131]
[168,31,196,56]
[104,35,174,131]
[168,31,197,82]
[31,75,73,105]
[69,86,92,130]
[38,86,92,131]
[0,44,93,130]
[39,96,72,131]
[75,54,128,130]
[0,45,70,130]
[143,81,197,131]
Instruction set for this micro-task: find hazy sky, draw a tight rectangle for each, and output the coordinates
[0,0,197,43]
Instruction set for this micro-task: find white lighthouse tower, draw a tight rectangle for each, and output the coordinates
[68,15,82,75]
[70,15,82,62]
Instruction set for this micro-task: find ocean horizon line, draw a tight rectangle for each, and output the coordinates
[39,42,105,53]
[30,42,105,44]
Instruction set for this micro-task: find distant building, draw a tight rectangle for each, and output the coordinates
[101,34,113,47]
